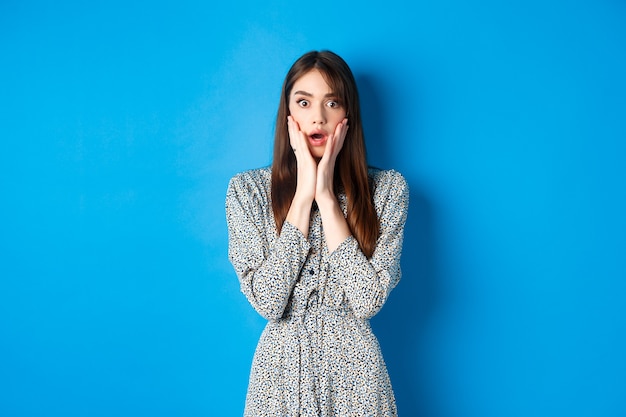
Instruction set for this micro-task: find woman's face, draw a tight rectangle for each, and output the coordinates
[288,69,347,159]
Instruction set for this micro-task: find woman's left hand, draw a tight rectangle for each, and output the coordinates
[315,118,349,203]
[315,118,351,252]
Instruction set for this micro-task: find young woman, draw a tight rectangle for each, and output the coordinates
[226,50,409,416]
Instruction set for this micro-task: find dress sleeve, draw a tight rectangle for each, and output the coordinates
[226,173,311,320]
[327,170,409,319]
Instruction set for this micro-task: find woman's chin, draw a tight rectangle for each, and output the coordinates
[309,146,326,160]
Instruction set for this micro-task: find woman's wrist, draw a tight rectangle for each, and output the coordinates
[317,196,351,253]
[286,193,314,238]
[314,192,337,212]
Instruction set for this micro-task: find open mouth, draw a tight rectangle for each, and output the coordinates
[308,132,327,146]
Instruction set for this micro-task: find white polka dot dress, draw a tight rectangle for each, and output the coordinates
[226,167,408,416]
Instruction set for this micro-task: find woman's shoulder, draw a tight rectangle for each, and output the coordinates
[226,167,273,203]
[368,167,409,213]
[368,167,408,190]
[228,166,272,188]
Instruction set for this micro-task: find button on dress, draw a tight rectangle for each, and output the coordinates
[226,167,409,417]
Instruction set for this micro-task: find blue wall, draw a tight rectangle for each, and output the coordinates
[2,1,625,416]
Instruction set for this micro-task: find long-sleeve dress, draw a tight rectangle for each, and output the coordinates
[226,166,409,417]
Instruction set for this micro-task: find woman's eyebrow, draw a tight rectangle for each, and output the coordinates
[293,90,337,98]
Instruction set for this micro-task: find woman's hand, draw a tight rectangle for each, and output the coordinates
[287,116,317,203]
[286,116,351,249]
[285,116,316,237]
[315,118,351,252]
[315,118,349,204]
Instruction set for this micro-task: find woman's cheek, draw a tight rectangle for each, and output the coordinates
[289,109,302,125]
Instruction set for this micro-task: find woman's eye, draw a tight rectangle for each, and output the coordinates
[327,100,339,108]
[297,99,309,107]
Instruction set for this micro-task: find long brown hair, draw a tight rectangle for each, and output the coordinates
[271,50,379,258]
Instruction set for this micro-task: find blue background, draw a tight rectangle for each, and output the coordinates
[2,1,625,416]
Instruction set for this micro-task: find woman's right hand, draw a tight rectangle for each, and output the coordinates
[285,116,316,237]
[287,116,317,203]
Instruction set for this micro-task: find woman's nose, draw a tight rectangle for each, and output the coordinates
[312,105,326,125]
